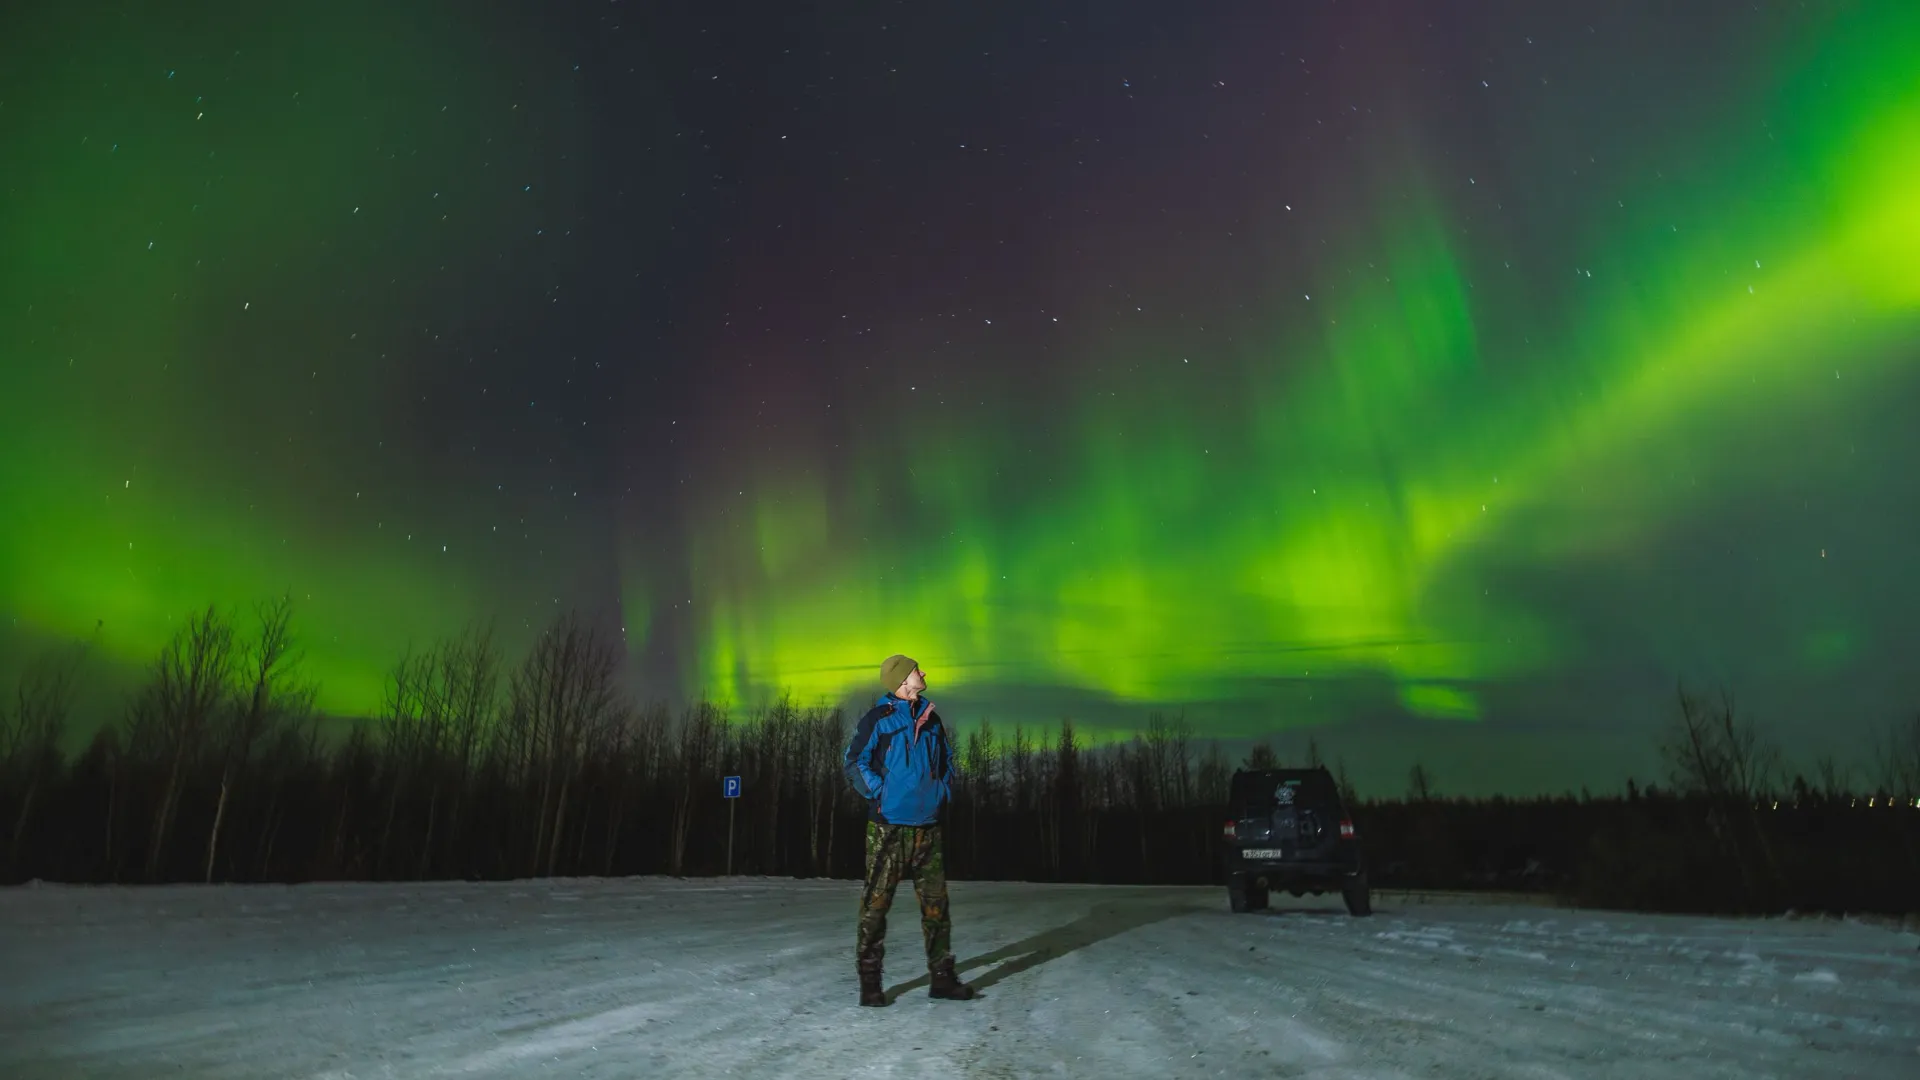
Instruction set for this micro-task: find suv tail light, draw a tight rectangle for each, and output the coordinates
[1339,818,1356,840]
[1222,820,1237,841]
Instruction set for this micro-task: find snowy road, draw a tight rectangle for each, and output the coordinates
[3,878,1916,1079]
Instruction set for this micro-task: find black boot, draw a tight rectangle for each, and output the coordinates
[928,956,977,1001]
[858,959,888,1007]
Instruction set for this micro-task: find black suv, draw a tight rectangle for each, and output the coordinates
[1222,767,1371,916]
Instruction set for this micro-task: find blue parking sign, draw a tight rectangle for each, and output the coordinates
[724,776,741,799]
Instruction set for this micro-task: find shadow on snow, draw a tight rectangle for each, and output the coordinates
[884,898,1201,1002]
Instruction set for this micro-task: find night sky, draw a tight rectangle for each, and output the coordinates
[4,0,1917,794]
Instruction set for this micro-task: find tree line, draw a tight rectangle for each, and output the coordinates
[2,601,1916,914]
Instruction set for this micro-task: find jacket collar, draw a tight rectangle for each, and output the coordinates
[876,692,930,720]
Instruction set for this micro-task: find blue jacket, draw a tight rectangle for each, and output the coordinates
[844,694,955,826]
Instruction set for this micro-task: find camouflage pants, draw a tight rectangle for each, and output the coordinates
[855,821,951,973]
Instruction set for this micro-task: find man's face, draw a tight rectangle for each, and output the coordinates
[898,665,927,697]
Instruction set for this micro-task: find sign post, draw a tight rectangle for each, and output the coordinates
[723,775,742,876]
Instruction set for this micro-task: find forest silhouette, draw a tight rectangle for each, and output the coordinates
[3,598,1915,915]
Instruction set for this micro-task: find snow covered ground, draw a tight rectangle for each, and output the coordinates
[3,878,1916,1079]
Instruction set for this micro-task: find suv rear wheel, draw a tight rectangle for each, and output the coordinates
[1342,873,1372,917]
[1227,877,1270,913]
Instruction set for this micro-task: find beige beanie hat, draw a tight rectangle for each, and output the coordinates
[880,654,918,691]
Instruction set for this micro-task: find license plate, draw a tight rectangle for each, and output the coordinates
[1241,848,1284,859]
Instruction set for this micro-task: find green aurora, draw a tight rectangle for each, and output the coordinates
[2,1,605,710]
[679,10,1920,727]
[2,2,1916,790]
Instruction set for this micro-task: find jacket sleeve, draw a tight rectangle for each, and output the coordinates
[843,705,885,798]
[939,712,958,803]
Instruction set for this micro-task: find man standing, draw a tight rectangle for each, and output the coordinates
[843,653,978,1006]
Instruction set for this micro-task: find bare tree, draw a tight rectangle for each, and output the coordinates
[80,726,126,878]
[1658,683,1781,905]
[1812,753,1852,803]
[1874,713,1920,798]
[816,707,847,876]
[1042,719,1083,879]
[1036,731,1060,872]
[511,613,628,877]
[1122,732,1157,874]
[249,714,321,878]
[1660,684,1778,802]
[376,644,435,876]
[1195,739,1231,808]
[328,722,378,876]
[4,636,91,869]
[801,705,845,876]
[1079,735,1109,876]
[1143,715,1177,807]
[1163,714,1194,810]
[669,702,723,875]
[960,716,998,873]
[1009,724,1034,815]
[360,626,504,880]
[1407,761,1436,802]
[126,606,236,880]
[757,695,801,875]
[1009,724,1034,878]
[204,595,314,882]
[605,702,668,875]
[1335,758,1359,806]
[414,626,500,877]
